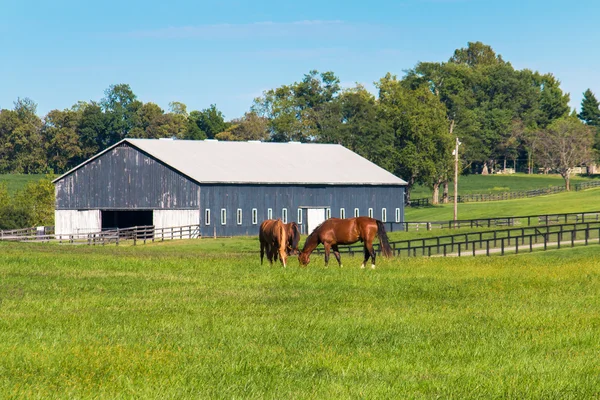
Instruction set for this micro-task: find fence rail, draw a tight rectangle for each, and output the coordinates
[408,179,600,207]
[0,224,202,245]
[383,210,600,232]
[316,221,600,258]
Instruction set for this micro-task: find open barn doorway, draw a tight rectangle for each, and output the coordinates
[101,210,153,230]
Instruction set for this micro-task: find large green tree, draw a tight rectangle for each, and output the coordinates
[377,74,452,203]
[101,84,141,146]
[42,108,83,172]
[252,70,341,142]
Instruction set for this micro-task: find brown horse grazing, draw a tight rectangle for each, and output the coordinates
[259,219,288,267]
[298,217,393,269]
[284,222,301,255]
[270,222,301,262]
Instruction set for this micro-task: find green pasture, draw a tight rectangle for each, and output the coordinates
[405,186,600,222]
[410,173,598,199]
[0,174,48,195]
[1,240,599,399]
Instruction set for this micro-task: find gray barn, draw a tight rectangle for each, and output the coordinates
[53,139,407,237]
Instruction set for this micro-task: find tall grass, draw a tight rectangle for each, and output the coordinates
[0,241,599,398]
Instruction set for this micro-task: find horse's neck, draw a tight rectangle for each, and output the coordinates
[301,232,319,254]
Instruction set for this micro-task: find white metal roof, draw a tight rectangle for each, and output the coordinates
[55,139,407,186]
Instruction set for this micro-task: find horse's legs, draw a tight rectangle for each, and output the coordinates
[368,241,377,269]
[260,241,265,265]
[278,246,287,268]
[267,243,274,265]
[323,243,331,267]
[332,244,342,267]
[361,245,371,268]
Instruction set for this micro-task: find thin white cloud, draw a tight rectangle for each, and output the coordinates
[123,20,349,39]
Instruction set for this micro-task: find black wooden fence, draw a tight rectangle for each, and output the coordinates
[384,210,600,232]
[316,221,600,258]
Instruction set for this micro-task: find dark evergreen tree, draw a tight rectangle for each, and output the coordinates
[578,89,600,127]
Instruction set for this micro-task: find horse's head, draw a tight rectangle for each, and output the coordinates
[298,251,310,266]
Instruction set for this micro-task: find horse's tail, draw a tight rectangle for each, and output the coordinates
[376,220,393,258]
[276,220,288,266]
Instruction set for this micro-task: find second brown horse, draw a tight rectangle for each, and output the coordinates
[298,217,392,268]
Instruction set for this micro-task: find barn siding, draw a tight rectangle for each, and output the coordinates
[55,144,201,210]
[153,210,200,238]
[55,210,101,238]
[198,184,404,237]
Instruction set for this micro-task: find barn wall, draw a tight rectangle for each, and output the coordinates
[198,184,405,237]
[55,143,201,210]
[153,210,200,239]
[55,210,101,238]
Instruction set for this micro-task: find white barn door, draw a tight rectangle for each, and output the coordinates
[306,208,327,235]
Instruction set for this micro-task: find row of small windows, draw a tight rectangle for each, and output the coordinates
[204,207,402,225]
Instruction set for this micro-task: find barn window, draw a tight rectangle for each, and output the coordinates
[221,209,227,225]
[297,208,302,224]
[368,208,373,218]
[395,208,401,223]
[252,209,258,225]
[326,208,331,219]
[237,209,242,225]
[354,208,359,217]
[340,208,345,219]
[205,209,211,225]
[267,208,273,220]
[282,208,288,223]
[381,208,387,222]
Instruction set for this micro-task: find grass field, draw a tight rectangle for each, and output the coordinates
[1,240,599,398]
[0,174,49,195]
[410,173,599,199]
[405,186,600,222]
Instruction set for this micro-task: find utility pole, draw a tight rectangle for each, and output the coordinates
[453,135,461,223]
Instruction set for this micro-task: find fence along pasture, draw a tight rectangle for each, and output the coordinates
[315,221,600,258]
[408,179,600,207]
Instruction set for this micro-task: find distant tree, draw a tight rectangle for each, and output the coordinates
[189,104,227,139]
[579,89,600,126]
[14,178,55,227]
[129,102,164,138]
[42,109,83,172]
[449,41,505,67]
[377,73,452,203]
[252,70,341,142]
[0,99,47,173]
[78,102,108,159]
[101,84,141,145]
[536,117,594,190]
[169,101,188,116]
[215,112,269,141]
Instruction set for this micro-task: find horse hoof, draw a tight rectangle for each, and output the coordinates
[360,264,365,269]
[371,264,376,269]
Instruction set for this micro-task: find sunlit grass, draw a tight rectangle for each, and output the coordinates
[0,241,599,398]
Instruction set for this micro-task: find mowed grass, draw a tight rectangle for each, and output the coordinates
[410,173,599,198]
[1,241,599,398]
[405,186,600,222]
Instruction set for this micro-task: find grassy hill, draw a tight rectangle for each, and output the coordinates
[410,173,599,199]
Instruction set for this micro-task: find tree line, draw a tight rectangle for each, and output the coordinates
[1,42,598,204]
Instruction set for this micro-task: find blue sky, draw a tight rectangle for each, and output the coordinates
[1,0,598,119]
